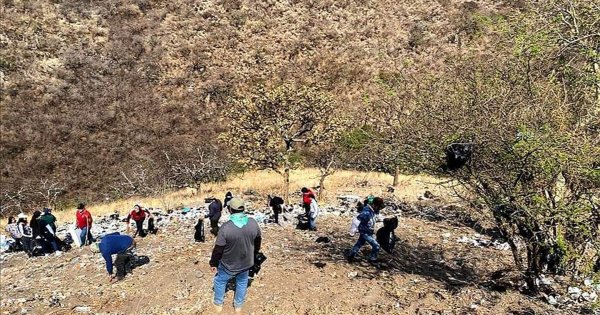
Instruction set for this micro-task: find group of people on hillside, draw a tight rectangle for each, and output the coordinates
[3,186,394,314]
[5,207,66,256]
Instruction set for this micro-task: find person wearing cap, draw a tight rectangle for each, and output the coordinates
[209,197,262,313]
[347,197,385,264]
[40,208,60,253]
[125,205,151,238]
[205,198,223,236]
[91,232,136,282]
[75,203,94,245]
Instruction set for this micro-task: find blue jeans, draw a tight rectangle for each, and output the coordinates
[213,263,249,308]
[309,216,317,230]
[80,227,94,245]
[350,233,380,261]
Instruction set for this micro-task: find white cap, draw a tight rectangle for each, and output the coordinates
[17,213,27,219]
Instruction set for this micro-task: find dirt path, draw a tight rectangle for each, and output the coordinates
[1,214,567,315]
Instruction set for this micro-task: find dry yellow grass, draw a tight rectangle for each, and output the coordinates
[4,169,451,228]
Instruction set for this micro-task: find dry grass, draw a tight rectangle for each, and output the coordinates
[4,169,451,227]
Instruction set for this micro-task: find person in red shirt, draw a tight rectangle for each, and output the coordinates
[301,187,316,218]
[76,203,94,245]
[126,205,151,238]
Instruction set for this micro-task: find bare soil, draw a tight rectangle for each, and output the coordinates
[1,208,570,315]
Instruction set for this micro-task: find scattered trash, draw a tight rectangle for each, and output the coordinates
[73,306,91,313]
[347,271,358,279]
[313,261,326,268]
[456,235,509,251]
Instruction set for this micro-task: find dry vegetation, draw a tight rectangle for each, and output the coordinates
[1,0,508,210]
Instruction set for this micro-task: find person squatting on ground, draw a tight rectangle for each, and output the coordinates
[5,217,22,250]
[267,195,284,224]
[92,232,136,282]
[76,203,94,245]
[40,208,60,253]
[126,205,151,238]
[209,198,262,313]
[308,195,320,231]
[206,198,223,236]
[347,197,385,263]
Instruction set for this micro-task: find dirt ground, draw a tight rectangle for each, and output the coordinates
[1,207,572,315]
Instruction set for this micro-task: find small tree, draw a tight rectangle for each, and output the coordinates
[223,83,342,203]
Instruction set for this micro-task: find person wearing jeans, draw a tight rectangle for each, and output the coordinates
[308,195,320,231]
[347,197,385,263]
[76,203,94,245]
[213,263,249,308]
[209,198,262,313]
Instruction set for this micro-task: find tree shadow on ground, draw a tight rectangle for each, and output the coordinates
[289,231,480,292]
[397,202,503,240]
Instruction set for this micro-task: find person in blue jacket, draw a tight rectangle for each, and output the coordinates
[347,197,385,263]
[91,233,136,282]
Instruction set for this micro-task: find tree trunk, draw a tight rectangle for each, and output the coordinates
[283,167,290,204]
[393,165,400,187]
[318,174,326,197]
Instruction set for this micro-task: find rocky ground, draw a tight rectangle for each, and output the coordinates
[0,199,596,315]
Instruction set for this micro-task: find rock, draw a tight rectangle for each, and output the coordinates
[423,191,435,199]
[73,306,91,313]
[545,294,558,305]
[568,286,581,299]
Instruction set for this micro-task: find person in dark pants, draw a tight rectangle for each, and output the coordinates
[91,233,136,282]
[17,217,33,256]
[301,187,315,218]
[40,208,60,253]
[224,192,233,213]
[206,198,223,236]
[268,195,284,224]
[126,205,151,238]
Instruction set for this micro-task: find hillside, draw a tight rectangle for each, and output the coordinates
[1,172,597,314]
[0,0,514,208]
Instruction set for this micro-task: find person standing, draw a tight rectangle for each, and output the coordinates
[40,208,60,253]
[126,205,151,238]
[347,197,385,263]
[268,195,284,224]
[205,198,223,236]
[76,203,94,245]
[91,233,136,282]
[308,195,320,231]
[209,198,262,313]
[223,192,233,213]
[17,217,33,256]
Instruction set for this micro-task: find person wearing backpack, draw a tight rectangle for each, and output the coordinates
[347,197,385,264]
